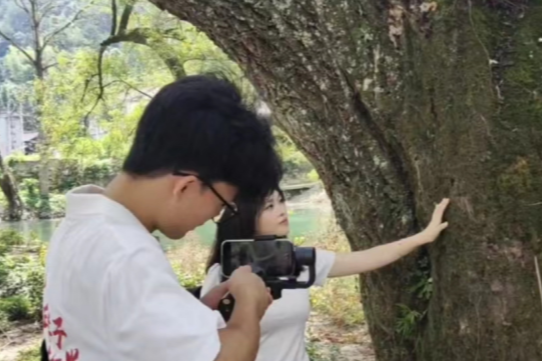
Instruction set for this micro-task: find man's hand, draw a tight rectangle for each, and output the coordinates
[228,266,272,320]
[201,282,229,310]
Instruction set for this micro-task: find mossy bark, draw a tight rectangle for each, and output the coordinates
[149,0,542,359]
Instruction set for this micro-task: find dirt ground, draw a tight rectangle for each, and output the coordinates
[0,322,41,361]
[307,312,375,361]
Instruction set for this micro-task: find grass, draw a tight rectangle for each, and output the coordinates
[14,347,40,361]
[308,223,364,328]
[306,342,342,361]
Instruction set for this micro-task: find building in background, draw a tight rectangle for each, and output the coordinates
[0,109,37,156]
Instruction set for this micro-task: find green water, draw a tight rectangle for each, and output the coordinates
[0,208,328,249]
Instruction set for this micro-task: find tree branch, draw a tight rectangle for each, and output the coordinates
[80,74,99,103]
[13,0,31,16]
[38,1,61,24]
[100,28,150,47]
[42,3,93,48]
[0,29,35,64]
[81,76,151,129]
[110,0,118,36]
[104,79,152,98]
[43,62,58,71]
[81,95,102,130]
[119,1,136,33]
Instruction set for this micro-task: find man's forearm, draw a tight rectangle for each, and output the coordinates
[215,299,261,361]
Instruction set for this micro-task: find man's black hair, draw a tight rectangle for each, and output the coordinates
[122,74,283,198]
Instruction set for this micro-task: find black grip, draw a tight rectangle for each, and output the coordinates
[218,264,266,321]
[217,294,235,322]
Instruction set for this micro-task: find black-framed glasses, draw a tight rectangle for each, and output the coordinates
[173,170,239,224]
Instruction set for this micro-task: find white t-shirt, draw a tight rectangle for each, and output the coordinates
[201,249,336,361]
[43,185,225,361]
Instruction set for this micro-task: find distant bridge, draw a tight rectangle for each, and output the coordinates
[280,182,320,198]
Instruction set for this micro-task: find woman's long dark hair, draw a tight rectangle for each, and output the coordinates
[206,189,285,272]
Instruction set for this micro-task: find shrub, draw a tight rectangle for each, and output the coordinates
[15,344,41,361]
[26,264,46,321]
[0,256,33,297]
[0,295,31,321]
[20,178,40,212]
[0,229,25,255]
[306,342,341,361]
[0,310,9,332]
[0,260,9,291]
[167,237,207,289]
[18,179,66,217]
[0,240,46,321]
[0,259,45,321]
[38,243,48,266]
[48,193,67,218]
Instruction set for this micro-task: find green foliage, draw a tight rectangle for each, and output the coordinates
[1,49,35,83]
[14,345,41,361]
[0,156,120,218]
[0,231,46,323]
[14,179,66,217]
[0,295,31,321]
[309,227,364,327]
[0,0,105,51]
[0,0,314,221]
[306,342,341,361]
[25,264,45,321]
[307,169,320,182]
[0,228,24,249]
[0,228,25,258]
[395,304,425,339]
[1,256,30,297]
[310,275,364,327]
[394,254,433,340]
[409,276,433,301]
[20,178,40,210]
[0,310,9,332]
[5,153,40,168]
[293,235,306,246]
[176,271,204,290]
[274,127,314,182]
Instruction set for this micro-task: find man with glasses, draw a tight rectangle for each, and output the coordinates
[42,75,283,361]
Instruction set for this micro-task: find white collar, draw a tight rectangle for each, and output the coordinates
[65,185,145,229]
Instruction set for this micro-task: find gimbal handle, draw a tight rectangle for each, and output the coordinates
[218,264,265,322]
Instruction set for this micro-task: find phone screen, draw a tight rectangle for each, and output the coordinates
[221,240,295,278]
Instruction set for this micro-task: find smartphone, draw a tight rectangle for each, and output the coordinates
[221,239,295,278]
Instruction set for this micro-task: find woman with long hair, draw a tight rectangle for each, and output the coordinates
[202,189,449,361]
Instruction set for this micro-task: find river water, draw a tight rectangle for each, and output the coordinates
[0,208,329,249]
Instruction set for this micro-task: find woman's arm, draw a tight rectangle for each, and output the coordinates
[328,198,450,278]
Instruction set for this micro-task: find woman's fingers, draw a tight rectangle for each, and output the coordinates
[432,198,450,223]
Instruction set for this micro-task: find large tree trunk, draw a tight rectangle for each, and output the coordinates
[0,151,24,221]
[149,1,542,360]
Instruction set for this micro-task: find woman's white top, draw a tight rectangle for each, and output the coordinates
[201,249,336,361]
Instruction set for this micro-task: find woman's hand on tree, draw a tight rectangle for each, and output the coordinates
[418,198,450,244]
